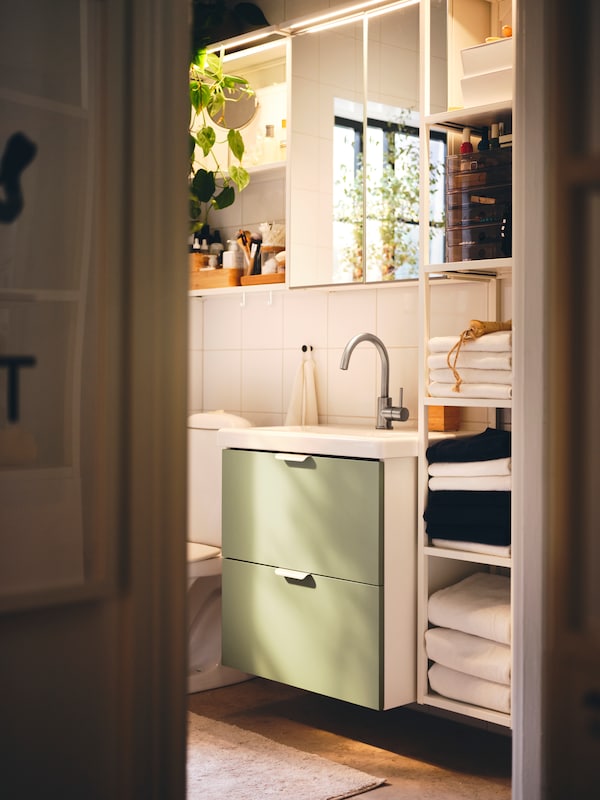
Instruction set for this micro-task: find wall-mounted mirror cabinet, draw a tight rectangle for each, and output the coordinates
[196,0,450,291]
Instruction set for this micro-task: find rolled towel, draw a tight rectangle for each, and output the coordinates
[425,627,511,685]
[428,457,511,477]
[428,662,511,713]
[428,382,512,400]
[428,572,511,644]
[428,351,512,371]
[428,330,512,352]
[428,475,512,492]
[429,367,512,385]
[426,427,511,463]
[430,538,511,558]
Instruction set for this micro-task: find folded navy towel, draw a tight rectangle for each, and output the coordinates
[424,500,511,529]
[426,427,511,463]
[425,489,511,509]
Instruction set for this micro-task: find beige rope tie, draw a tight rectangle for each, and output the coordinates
[446,319,512,392]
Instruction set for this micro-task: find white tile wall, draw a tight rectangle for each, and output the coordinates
[189,279,499,429]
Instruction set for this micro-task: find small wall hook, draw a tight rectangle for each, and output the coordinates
[301,345,313,352]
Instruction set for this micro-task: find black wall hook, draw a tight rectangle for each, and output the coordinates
[301,345,313,352]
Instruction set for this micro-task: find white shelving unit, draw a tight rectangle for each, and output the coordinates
[417,0,514,729]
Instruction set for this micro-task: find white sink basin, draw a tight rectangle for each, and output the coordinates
[217,423,421,459]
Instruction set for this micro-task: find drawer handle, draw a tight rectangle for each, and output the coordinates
[274,453,310,463]
[275,568,311,581]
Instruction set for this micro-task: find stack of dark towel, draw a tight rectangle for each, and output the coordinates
[424,427,511,552]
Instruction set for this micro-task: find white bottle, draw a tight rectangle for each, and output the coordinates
[263,124,279,163]
[222,240,242,269]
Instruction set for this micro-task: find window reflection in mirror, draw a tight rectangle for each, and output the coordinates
[290,0,446,287]
[333,107,445,282]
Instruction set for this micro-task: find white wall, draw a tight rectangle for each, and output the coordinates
[189,279,510,427]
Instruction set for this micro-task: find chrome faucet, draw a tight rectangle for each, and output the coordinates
[339,332,409,430]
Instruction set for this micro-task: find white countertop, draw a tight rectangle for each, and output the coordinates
[217,424,427,459]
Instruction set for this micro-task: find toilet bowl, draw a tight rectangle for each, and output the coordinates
[187,411,253,694]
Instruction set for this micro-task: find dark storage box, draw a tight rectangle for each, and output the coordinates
[445,147,512,262]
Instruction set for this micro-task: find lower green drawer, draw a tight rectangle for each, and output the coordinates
[222,558,383,709]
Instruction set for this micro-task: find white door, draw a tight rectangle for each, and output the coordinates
[0,1,189,796]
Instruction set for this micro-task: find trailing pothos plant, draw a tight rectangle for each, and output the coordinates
[189,49,253,233]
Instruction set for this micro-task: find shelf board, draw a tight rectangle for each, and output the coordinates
[424,545,511,568]
[425,396,512,409]
[425,102,512,132]
[424,258,512,277]
[420,692,512,728]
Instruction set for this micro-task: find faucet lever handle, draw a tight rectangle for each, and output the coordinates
[397,387,409,422]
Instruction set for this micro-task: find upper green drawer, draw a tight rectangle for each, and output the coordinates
[222,449,383,584]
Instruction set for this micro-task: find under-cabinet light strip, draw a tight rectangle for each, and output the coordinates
[219,38,288,64]
[287,0,420,34]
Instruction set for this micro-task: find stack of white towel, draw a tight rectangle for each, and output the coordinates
[426,572,511,714]
[427,330,512,400]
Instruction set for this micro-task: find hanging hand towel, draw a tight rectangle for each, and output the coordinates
[285,349,319,426]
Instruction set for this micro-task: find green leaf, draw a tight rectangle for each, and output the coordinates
[229,164,250,192]
[191,169,216,202]
[223,75,250,90]
[213,185,235,209]
[189,81,202,112]
[227,128,244,161]
[189,134,197,161]
[197,126,216,157]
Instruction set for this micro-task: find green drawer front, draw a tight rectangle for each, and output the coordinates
[222,558,383,709]
[222,449,383,584]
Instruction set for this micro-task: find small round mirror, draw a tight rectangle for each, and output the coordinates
[210,86,258,130]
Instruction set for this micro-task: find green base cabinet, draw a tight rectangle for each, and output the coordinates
[222,448,416,710]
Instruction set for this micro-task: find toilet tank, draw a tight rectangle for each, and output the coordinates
[188,411,251,547]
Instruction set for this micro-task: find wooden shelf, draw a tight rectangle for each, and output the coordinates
[424,545,511,569]
[421,692,512,729]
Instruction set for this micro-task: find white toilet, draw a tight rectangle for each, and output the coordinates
[187,411,252,694]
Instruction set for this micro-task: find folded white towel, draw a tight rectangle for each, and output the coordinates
[285,352,319,426]
[428,475,512,492]
[428,330,512,353]
[429,368,512,385]
[428,572,511,644]
[431,538,511,558]
[428,382,512,400]
[428,352,512,371]
[428,457,511,477]
[428,662,511,713]
[425,627,511,685]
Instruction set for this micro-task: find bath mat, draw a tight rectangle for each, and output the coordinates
[187,712,386,800]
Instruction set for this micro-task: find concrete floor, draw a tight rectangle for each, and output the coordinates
[188,677,511,799]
